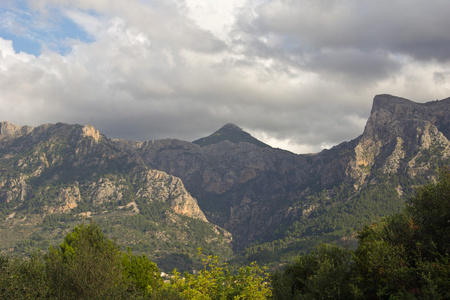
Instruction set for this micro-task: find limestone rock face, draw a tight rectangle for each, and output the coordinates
[53,186,81,214]
[136,169,207,221]
[82,124,101,142]
[0,121,34,141]
[347,95,450,186]
[0,175,28,203]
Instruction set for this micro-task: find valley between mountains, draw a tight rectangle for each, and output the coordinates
[1,94,449,270]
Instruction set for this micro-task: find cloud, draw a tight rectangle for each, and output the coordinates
[0,0,450,153]
[251,0,450,62]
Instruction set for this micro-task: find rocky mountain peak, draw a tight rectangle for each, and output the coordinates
[348,95,450,187]
[365,95,450,141]
[0,121,34,141]
[370,94,416,115]
[220,123,242,131]
[193,123,270,148]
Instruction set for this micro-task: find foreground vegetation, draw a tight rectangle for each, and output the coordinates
[1,169,449,299]
[0,222,271,299]
[272,168,450,299]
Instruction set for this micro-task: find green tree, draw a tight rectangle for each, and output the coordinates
[353,218,417,298]
[166,248,272,299]
[0,252,49,299]
[45,222,125,299]
[122,247,164,297]
[406,167,450,257]
[354,168,450,298]
[271,244,353,300]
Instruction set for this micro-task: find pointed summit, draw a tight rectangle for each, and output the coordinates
[221,123,242,131]
[193,123,270,148]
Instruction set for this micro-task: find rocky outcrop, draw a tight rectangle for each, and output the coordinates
[82,124,102,142]
[347,95,450,185]
[0,121,34,141]
[0,175,28,203]
[135,169,207,221]
[52,185,81,214]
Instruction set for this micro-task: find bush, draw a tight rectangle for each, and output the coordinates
[271,244,353,300]
[166,248,272,299]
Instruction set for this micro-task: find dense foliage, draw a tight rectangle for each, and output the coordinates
[271,168,450,299]
[0,223,270,299]
[167,250,272,300]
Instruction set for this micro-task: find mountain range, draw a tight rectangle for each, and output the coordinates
[1,94,449,269]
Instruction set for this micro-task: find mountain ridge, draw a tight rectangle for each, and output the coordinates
[1,94,449,267]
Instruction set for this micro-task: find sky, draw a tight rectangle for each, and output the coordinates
[1,0,450,154]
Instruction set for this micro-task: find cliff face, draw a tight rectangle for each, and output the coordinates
[1,94,449,255]
[347,95,450,186]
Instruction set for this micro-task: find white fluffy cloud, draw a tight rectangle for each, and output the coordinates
[1,0,450,153]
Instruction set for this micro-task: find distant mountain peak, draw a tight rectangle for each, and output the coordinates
[220,123,242,131]
[370,94,450,115]
[365,94,450,140]
[192,123,270,148]
[370,94,417,114]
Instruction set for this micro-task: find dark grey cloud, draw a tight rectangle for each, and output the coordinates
[250,0,450,61]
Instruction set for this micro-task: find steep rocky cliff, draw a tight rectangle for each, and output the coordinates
[347,95,450,186]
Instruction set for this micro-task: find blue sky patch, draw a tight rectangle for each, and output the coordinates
[0,2,95,56]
